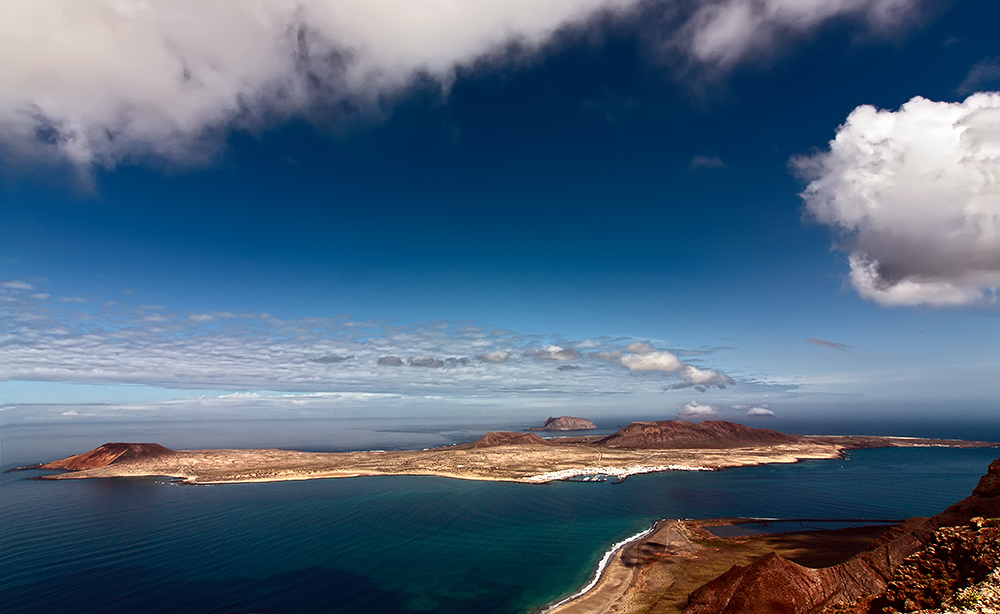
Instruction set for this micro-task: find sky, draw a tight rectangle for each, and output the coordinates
[1,0,999,437]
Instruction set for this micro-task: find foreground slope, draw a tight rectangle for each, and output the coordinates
[683,458,1000,614]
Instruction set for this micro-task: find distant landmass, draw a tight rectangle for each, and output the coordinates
[13,420,996,485]
[525,416,597,431]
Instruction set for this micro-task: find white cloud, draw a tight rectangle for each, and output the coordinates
[624,341,655,354]
[677,400,719,420]
[620,350,684,372]
[31,293,51,300]
[0,0,635,171]
[2,280,33,290]
[0,1,932,174]
[734,403,774,417]
[680,0,918,69]
[621,349,734,391]
[668,365,735,391]
[798,93,1000,306]
[528,345,582,361]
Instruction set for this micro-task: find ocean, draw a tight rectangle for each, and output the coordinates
[2,420,998,614]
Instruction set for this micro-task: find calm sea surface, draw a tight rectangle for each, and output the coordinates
[2,423,998,614]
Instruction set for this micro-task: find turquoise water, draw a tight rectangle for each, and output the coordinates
[2,445,998,614]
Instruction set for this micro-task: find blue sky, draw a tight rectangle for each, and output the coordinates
[1,0,999,434]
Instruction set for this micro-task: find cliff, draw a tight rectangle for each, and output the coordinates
[597,420,803,449]
[37,442,176,470]
[682,457,1000,614]
[526,416,597,431]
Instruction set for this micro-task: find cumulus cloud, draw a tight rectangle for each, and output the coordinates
[797,93,1000,306]
[477,350,510,363]
[677,400,719,420]
[0,0,636,172]
[620,350,684,372]
[624,341,655,354]
[807,337,851,350]
[733,403,774,417]
[527,345,582,361]
[0,1,932,175]
[667,365,735,391]
[679,0,919,69]
[377,355,404,366]
[589,350,623,361]
[621,349,734,391]
[409,355,444,368]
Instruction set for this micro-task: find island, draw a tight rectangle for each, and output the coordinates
[525,416,598,431]
[14,420,995,486]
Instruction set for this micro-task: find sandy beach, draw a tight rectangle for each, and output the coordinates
[544,519,892,614]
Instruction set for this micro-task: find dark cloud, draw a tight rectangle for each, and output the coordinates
[409,356,444,368]
[377,356,404,366]
[312,354,354,364]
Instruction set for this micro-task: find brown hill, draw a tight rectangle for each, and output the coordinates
[682,457,1000,614]
[39,443,176,470]
[597,420,803,449]
[455,431,553,449]
[526,416,597,431]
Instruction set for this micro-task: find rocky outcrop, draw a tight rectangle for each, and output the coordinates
[597,420,803,449]
[682,457,1000,614]
[525,416,597,431]
[37,443,176,470]
[459,431,553,449]
[872,519,1000,613]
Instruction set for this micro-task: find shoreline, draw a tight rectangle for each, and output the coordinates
[542,517,903,614]
[541,520,664,613]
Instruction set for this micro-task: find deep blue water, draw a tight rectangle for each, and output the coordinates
[2,441,998,614]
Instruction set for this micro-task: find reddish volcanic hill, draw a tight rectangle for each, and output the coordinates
[526,416,597,431]
[596,420,803,449]
[456,431,553,449]
[39,443,176,470]
[683,457,1000,614]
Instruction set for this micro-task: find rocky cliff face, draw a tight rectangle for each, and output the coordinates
[525,416,597,431]
[597,420,803,449]
[682,458,1000,614]
[38,443,176,470]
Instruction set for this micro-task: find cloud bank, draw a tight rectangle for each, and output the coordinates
[1,280,742,398]
[798,93,1000,306]
[0,0,927,174]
